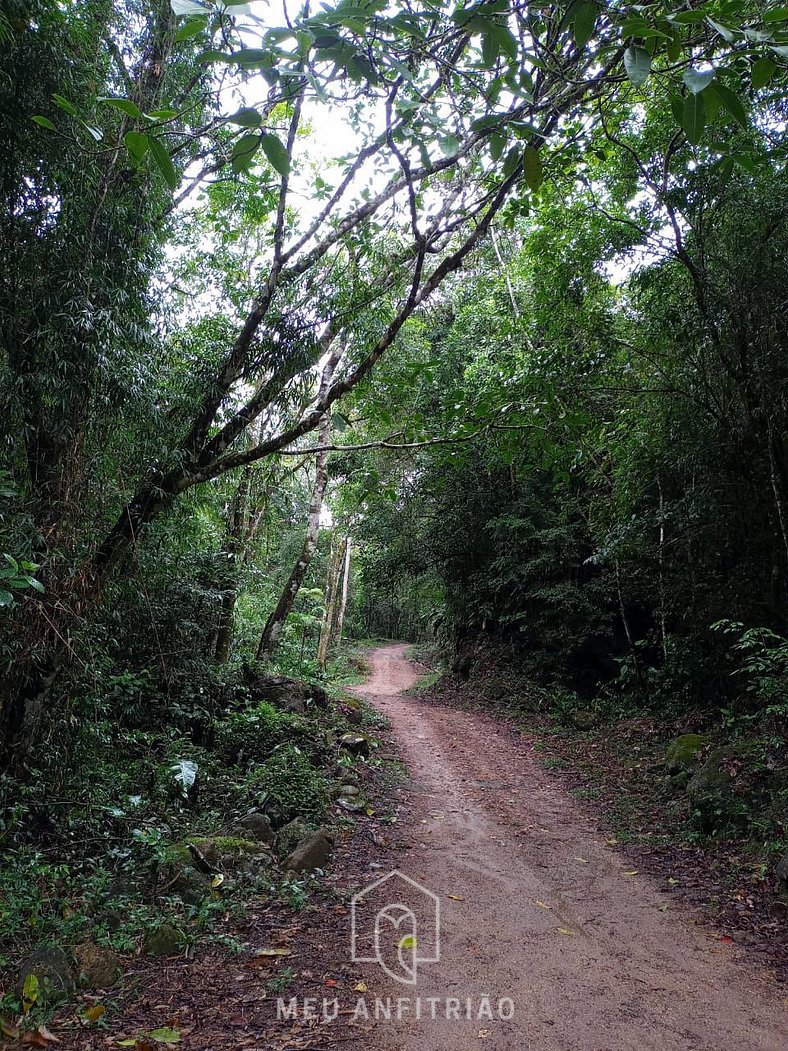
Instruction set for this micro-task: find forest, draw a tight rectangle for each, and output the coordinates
[1,0,787,1044]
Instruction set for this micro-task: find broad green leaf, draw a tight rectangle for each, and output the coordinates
[0,588,13,606]
[98,97,142,118]
[231,133,260,172]
[682,91,706,144]
[439,135,460,158]
[769,44,788,58]
[683,67,715,94]
[124,130,150,162]
[489,132,506,162]
[751,56,776,88]
[175,17,207,41]
[145,109,179,121]
[52,94,77,116]
[149,136,178,188]
[229,107,262,128]
[709,82,747,128]
[147,1029,181,1044]
[669,10,706,24]
[260,131,290,176]
[763,7,788,22]
[522,145,542,192]
[502,145,521,179]
[573,2,597,49]
[488,22,518,62]
[171,0,207,15]
[32,115,56,130]
[706,18,735,42]
[623,47,651,87]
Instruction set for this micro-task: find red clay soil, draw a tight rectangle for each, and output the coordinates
[15,644,787,1050]
[349,644,787,1051]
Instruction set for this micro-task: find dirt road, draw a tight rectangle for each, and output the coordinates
[352,644,787,1051]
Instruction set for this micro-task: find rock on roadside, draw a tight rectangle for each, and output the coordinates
[73,942,121,989]
[18,946,75,1004]
[284,828,333,873]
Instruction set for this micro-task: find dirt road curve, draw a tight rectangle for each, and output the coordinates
[352,644,787,1051]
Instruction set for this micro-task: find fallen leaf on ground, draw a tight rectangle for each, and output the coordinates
[146,1029,181,1044]
[447,894,464,901]
[574,857,588,864]
[623,870,639,876]
[354,982,367,992]
[557,927,574,936]
[255,948,292,957]
[84,1004,105,1023]
[535,900,552,910]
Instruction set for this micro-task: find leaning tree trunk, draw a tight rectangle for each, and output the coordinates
[254,419,331,660]
[254,351,341,661]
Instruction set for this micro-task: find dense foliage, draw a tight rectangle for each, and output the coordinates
[0,0,787,1019]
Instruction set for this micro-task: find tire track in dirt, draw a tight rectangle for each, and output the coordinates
[352,644,787,1051]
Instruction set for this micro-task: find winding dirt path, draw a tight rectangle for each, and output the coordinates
[352,644,787,1051]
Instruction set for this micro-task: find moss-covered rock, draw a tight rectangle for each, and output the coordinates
[666,734,706,775]
[569,708,600,731]
[144,924,185,957]
[73,942,121,989]
[275,819,314,858]
[687,745,753,833]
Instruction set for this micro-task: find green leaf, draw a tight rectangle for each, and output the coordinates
[706,18,735,43]
[23,577,44,593]
[149,136,178,188]
[573,2,597,49]
[231,133,260,173]
[763,7,788,22]
[709,82,747,128]
[751,56,776,88]
[623,47,651,87]
[147,1029,181,1044]
[228,107,261,128]
[52,93,77,116]
[488,21,518,62]
[124,130,150,163]
[144,109,179,121]
[260,131,290,176]
[32,115,56,130]
[0,589,13,606]
[489,132,506,162]
[682,91,706,144]
[502,145,521,179]
[439,135,460,158]
[175,17,207,41]
[522,144,542,192]
[171,0,207,15]
[769,44,788,58]
[98,97,142,118]
[683,67,715,94]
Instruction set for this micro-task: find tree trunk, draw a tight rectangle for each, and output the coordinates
[334,537,352,644]
[317,539,343,672]
[255,419,331,660]
[255,351,341,661]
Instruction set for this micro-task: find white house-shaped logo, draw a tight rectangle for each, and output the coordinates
[351,870,440,985]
